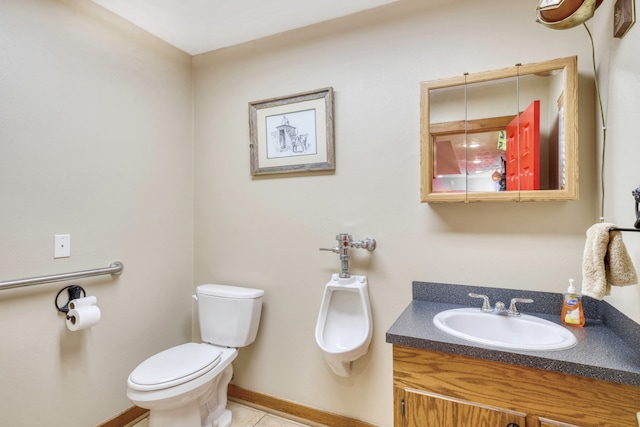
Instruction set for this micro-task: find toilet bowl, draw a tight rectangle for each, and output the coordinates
[127,284,264,427]
[315,274,373,377]
[127,344,236,427]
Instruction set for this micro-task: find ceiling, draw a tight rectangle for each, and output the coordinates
[434,131,506,177]
[90,0,401,55]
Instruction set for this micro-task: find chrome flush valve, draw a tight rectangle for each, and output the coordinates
[320,233,376,278]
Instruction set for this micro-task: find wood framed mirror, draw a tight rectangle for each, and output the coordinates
[420,56,578,203]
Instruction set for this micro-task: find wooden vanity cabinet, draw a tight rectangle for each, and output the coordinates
[393,345,640,427]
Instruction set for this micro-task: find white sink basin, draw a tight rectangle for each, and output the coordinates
[433,307,577,351]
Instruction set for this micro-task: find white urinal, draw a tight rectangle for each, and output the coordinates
[315,274,373,377]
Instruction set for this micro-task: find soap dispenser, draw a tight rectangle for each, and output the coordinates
[561,278,585,327]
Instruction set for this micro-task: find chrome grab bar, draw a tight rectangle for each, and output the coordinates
[0,261,123,291]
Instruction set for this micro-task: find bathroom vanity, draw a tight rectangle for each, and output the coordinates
[386,282,640,427]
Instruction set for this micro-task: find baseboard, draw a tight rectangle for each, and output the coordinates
[99,386,377,427]
[97,405,148,427]
[228,384,379,427]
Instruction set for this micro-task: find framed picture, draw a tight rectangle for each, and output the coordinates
[613,0,635,38]
[249,87,334,176]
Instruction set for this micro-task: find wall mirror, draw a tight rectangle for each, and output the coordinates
[420,56,578,203]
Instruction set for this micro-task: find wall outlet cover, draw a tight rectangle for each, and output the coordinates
[54,234,71,258]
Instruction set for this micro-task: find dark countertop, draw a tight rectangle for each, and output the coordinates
[386,282,640,387]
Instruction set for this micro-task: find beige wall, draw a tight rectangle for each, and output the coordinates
[193,1,638,426]
[2,0,639,426]
[0,1,193,426]
[594,1,640,318]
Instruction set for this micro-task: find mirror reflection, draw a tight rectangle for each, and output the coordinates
[421,57,577,203]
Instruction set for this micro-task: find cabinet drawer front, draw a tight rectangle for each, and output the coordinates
[539,417,583,427]
[405,388,527,427]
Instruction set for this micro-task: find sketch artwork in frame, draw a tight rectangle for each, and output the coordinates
[249,87,334,176]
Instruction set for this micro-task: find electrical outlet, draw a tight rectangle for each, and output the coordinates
[54,234,70,258]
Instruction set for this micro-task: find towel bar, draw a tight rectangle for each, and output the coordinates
[0,261,123,291]
[609,227,640,232]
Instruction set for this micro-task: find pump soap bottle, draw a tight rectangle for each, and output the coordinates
[561,278,585,327]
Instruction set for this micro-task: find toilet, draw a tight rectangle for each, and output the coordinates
[315,274,372,377]
[127,284,264,427]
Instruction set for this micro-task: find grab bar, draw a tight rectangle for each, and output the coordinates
[0,261,123,291]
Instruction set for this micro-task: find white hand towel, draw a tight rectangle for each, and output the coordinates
[581,223,638,300]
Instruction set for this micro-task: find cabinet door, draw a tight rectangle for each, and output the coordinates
[405,388,527,427]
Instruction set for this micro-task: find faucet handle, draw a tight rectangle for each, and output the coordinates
[469,293,492,312]
[508,298,533,316]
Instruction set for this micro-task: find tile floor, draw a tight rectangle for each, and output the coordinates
[130,401,315,427]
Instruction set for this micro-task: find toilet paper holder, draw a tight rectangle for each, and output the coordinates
[55,284,102,331]
[55,284,86,314]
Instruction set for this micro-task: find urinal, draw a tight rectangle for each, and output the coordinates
[315,274,373,377]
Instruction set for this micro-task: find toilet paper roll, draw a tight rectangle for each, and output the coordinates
[68,296,97,310]
[66,306,101,331]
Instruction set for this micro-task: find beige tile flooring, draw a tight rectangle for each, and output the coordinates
[130,401,314,427]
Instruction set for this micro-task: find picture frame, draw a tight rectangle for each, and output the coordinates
[614,0,635,38]
[249,87,334,176]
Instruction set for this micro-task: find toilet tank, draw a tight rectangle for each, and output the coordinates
[196,284,264,348]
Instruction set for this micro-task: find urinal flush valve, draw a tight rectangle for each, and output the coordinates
[319,233,376,278]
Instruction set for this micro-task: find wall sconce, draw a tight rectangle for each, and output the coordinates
[536,0,603,30]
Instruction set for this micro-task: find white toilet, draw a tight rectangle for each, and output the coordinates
[127,284,264,427]
[315,274,372,377]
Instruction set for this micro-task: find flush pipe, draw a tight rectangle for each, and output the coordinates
[319,233,376,278]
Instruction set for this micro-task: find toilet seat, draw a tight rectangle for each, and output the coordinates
[128,343,222,391]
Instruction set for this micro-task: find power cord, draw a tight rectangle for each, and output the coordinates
[583,23,607,220]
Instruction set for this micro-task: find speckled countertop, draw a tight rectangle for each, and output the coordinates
[386,281,640,387]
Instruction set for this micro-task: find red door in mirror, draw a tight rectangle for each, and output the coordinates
[506,100,540,191]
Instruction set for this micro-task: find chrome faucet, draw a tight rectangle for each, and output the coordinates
[319,233,376,278]
[469,293,533,316]
[468,293,492,312]
[507,298,534,316]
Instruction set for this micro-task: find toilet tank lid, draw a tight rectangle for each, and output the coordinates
[197,284,264,299]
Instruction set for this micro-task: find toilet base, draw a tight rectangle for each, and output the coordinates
[146,401,232,427]
[144,389,233,427]
[207,409,231,427]
[145,365,234,427]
